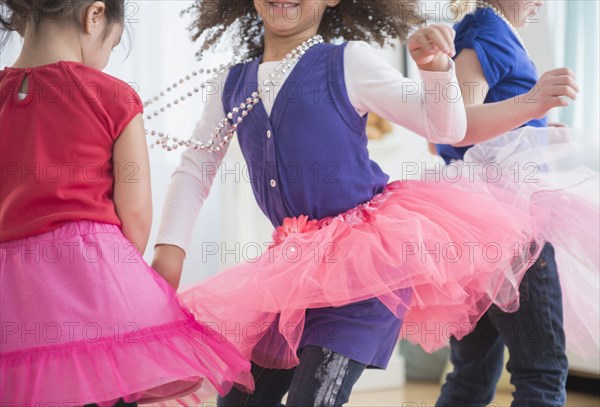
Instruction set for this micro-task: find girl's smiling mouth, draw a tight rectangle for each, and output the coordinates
[268,1,300,9]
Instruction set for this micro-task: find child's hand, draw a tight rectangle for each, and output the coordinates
[408,24,456,71]
[525,68,578,119]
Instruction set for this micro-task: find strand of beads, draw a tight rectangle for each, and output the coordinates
[261,35,324,94]
[143,57,253,121]
[143,67,214,109]
[146,92,260,152]
[477,1,529,55]
[146,35,324,153]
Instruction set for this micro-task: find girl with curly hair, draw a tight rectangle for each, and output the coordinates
[152,1,545,405]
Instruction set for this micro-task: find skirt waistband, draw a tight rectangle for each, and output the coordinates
[0,221,121,248]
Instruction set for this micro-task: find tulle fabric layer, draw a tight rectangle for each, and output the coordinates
[464,126,600,358]
[182,177,544,369]
[0,221,252,406]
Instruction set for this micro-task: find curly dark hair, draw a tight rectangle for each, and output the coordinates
[184,0,425,60]
[0,0,125,48]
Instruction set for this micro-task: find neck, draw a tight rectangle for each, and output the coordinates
[262,29,319,62]
[486,0,520,27]
[12,23,82,68]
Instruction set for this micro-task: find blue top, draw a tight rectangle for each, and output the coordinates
[223,42,403,368]
[437,8,547,163]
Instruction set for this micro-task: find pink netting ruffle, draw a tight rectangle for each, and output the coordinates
[1,317,251,406]
[0,221,252,406]
[182,177,544,369]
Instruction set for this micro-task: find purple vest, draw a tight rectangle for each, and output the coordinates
[222,43,404,368]
[223,43,389,227]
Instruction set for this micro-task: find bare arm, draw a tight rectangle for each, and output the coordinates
[152,244,185,289]
[454,49,578,147]
[112,114,152,254]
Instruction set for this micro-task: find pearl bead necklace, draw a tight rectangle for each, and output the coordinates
[143,57,253,121]
[145,35,324,152]
[477,1,529,55]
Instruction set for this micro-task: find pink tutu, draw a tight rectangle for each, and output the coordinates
[181,178,544,369]
[0,221,252,406]
[464,126,600,358]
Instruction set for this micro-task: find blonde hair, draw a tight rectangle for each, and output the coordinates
[450,0,478,21]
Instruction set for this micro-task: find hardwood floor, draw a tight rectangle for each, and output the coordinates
[348,381,600,407]
[204,380,599,406]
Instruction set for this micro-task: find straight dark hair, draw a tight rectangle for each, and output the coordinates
[0,0,126,49]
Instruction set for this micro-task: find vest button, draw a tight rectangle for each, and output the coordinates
[267,130,272,138]
[270,179,277,188]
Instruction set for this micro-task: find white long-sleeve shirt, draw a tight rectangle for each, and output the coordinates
[156,41,466,253]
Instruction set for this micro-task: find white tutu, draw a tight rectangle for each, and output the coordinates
[463,126,599,358]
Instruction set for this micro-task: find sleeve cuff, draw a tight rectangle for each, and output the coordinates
[154,234,189,256]
[417,56,457,80]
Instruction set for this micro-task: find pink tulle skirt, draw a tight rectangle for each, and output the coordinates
[181,175,545,369]
[0,221,252,406]
[464,126,600,358]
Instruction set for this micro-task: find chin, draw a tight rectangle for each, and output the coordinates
[263,21,309,37]
[515,20,529,28]
[259,1,313,34]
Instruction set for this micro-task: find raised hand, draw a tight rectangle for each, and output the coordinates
[408,24,456,71]
[524,67,579,118]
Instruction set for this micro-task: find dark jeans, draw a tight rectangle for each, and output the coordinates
[218,346,367,407]
[437,243,568,407]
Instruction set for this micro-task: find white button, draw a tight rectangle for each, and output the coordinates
[270,179,277,188]
[267,130,272,138]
